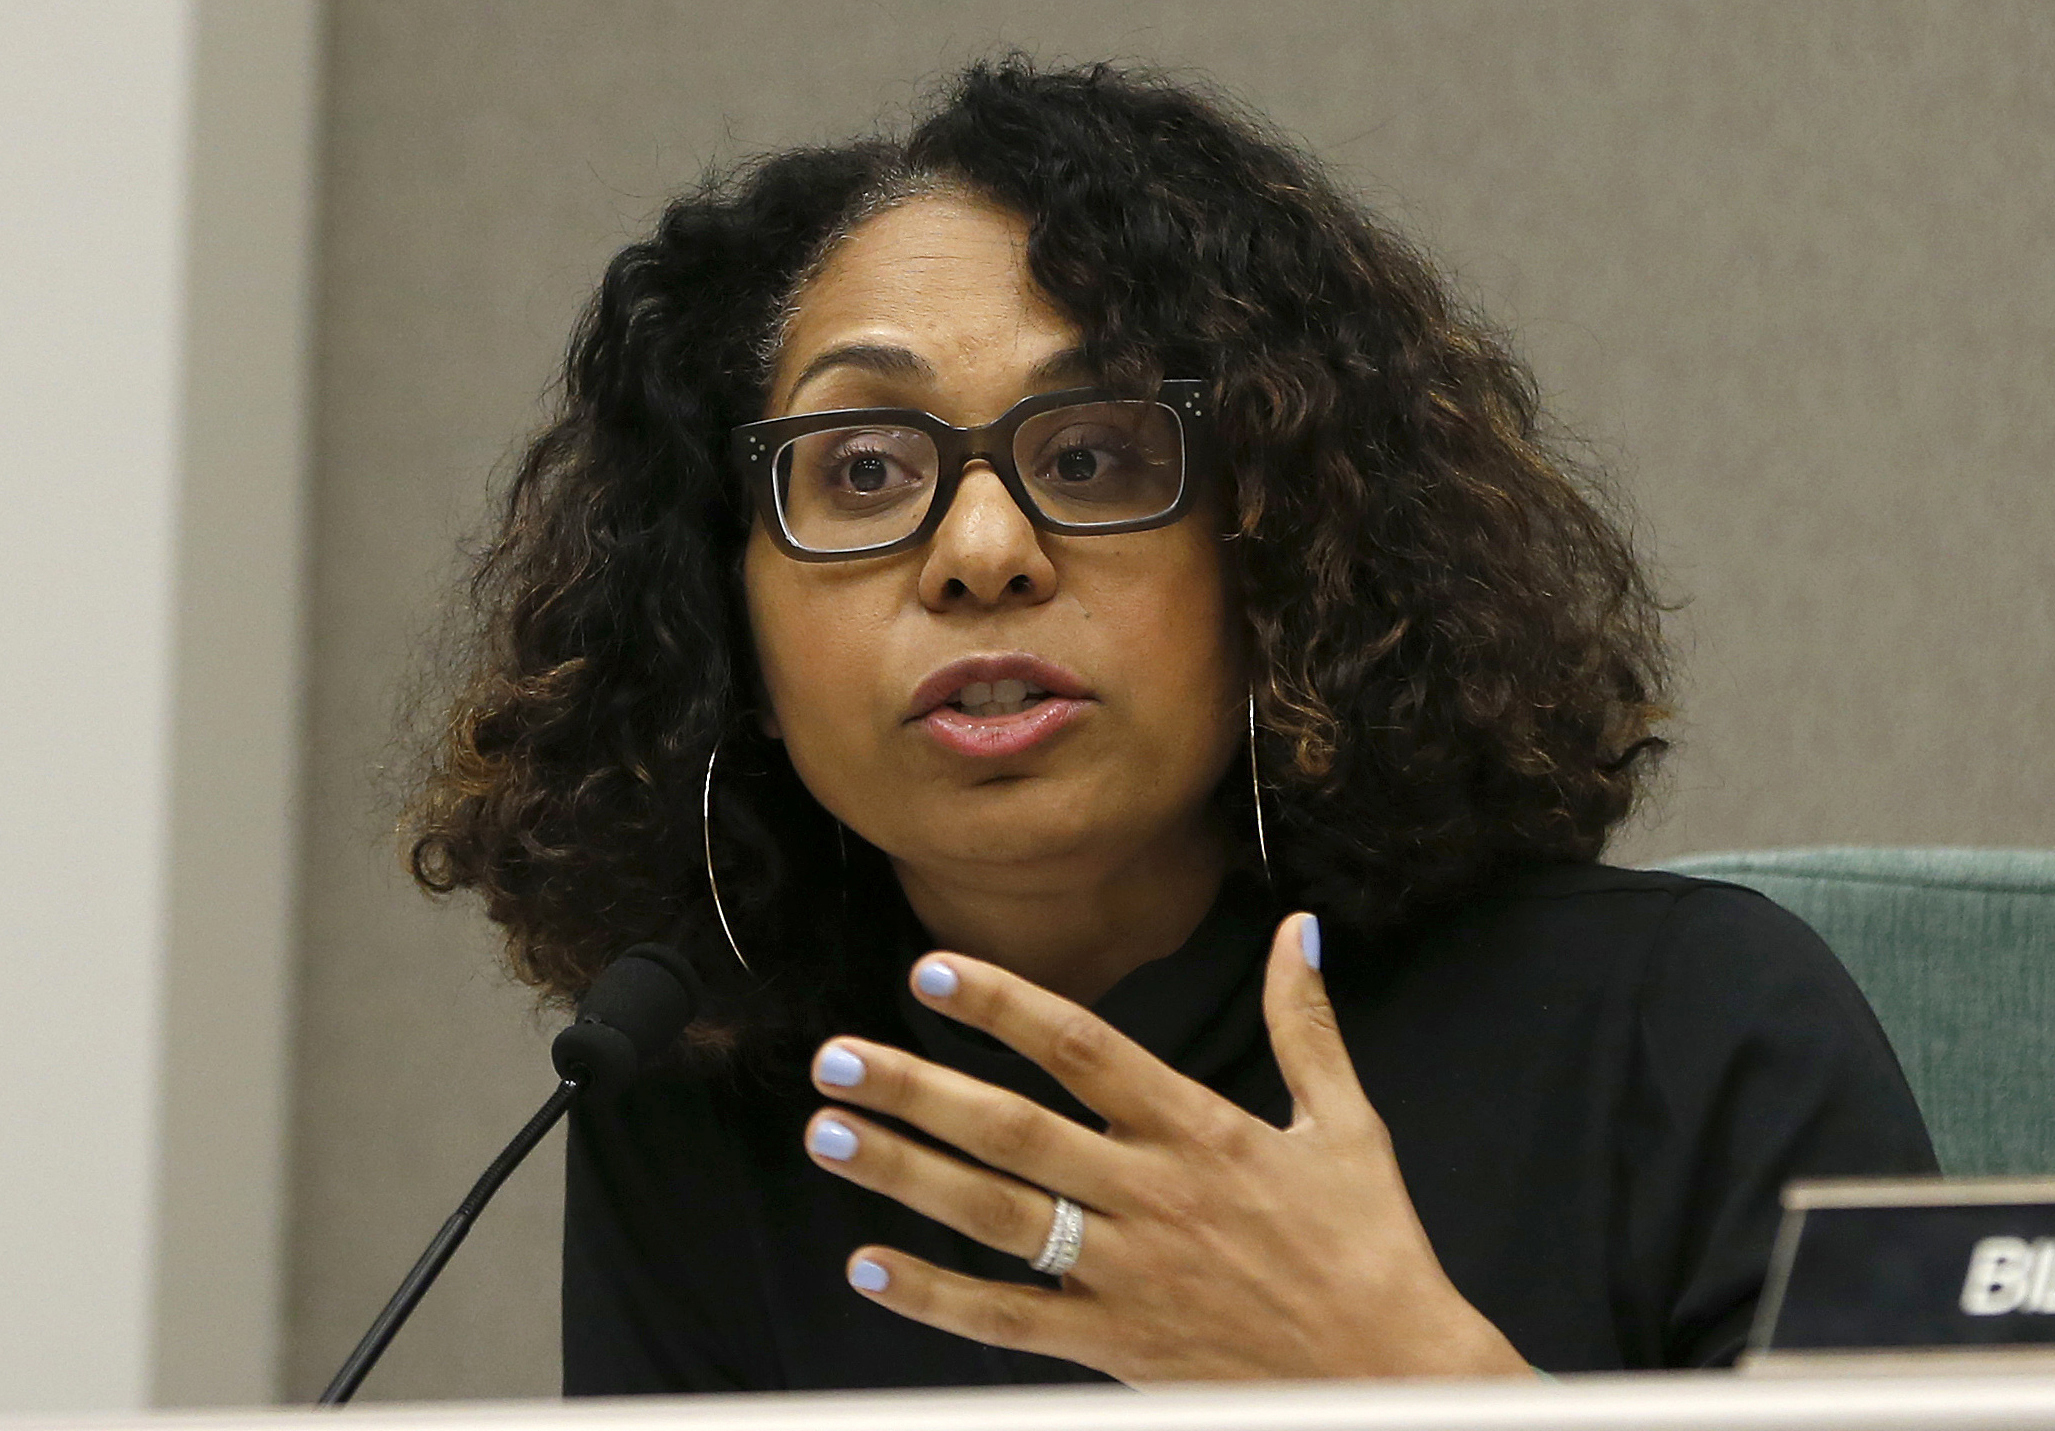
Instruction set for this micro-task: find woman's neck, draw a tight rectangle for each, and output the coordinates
[891,815,1231,1007]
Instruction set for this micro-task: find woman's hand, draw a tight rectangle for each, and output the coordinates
[802,913,1530,1382]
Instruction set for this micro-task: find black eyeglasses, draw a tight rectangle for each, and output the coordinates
[731,380,1213,562]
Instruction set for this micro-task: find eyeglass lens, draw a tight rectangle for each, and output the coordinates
[772,400,1185,553]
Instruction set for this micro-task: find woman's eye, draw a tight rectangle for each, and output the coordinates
[1037,427,1138,486]
[1052,445,1106,483]
[843,452,895,492]
[1022,409,1181,516]
[825,446,919,495]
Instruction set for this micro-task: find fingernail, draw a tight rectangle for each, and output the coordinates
[1300,913,1322,971]
[817,1045,866,1087]
[914,959,959,998]
[849,1257,890,1293]
[808,1118,858,1161]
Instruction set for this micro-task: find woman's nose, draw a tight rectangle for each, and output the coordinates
[917,462,1058,610]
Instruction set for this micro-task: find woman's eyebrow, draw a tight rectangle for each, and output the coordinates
[786,343,934,401]
[1027,348,1092,386]
[785,344,1093,405]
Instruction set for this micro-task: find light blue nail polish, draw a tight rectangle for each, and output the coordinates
[1300,913,1322,970]
[914,960,959,998]
[849,1257,890,1293]
[809,1118,858,1161]
[817,1045,865,1087]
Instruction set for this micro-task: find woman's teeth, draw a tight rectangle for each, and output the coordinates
[950,678,1049,717]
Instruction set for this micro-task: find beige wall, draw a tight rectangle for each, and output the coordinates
[294,1,2055,1402]
[1,3,316,1411]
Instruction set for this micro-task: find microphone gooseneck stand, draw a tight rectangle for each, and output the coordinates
[318,1076,584,1405]
[317,942,704,1406]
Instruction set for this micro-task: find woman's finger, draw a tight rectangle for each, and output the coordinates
[811,1039,1134,1207]
[1261,913,1373,1131]
[906,953,1222,1138]
[803,1107,1099,1265]
[841,1245,1100,1364]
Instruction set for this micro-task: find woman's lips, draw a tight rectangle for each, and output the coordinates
[917,696,1092,758]
[905,653,1091,720]
[904,653,1094,758]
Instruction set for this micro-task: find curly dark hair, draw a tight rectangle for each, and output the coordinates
[405,57,1669,1054]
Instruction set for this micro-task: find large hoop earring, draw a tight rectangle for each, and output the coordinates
[701,738,753,975]
[1248,691,1273,887]
[835,818,851,923]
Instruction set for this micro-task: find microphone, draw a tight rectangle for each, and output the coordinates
[549,941,704,1097]
[318,943,703,1405]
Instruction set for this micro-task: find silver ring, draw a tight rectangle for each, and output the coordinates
[1030,1195,1085,1277]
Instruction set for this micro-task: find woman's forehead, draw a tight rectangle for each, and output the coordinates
[770,195,1082,419]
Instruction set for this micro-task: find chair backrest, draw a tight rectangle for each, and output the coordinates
[1654,848,2055,1176]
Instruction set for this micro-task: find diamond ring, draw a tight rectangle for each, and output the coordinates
[1030,1195,1085,1277]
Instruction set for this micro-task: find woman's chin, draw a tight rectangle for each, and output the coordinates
[896,818,1112,875]
[881,788,1201,882]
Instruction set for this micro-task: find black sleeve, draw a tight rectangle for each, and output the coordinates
[1621,885,1938,1367]
[560,1091,757,1395]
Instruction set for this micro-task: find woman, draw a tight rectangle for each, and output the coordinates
[407,60,1933,1390]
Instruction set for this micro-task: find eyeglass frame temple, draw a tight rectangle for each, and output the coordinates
[729,379,1215,563]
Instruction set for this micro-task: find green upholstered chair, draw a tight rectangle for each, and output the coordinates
[1654,848,2055,1176]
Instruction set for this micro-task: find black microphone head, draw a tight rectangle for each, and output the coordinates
[551,942,703,1098]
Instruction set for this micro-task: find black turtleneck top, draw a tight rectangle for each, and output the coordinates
[561,862,1935,1392]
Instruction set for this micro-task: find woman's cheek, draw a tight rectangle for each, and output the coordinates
[1112,546,1240,740]
[745,559,906,827]
[743,541,826,757]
